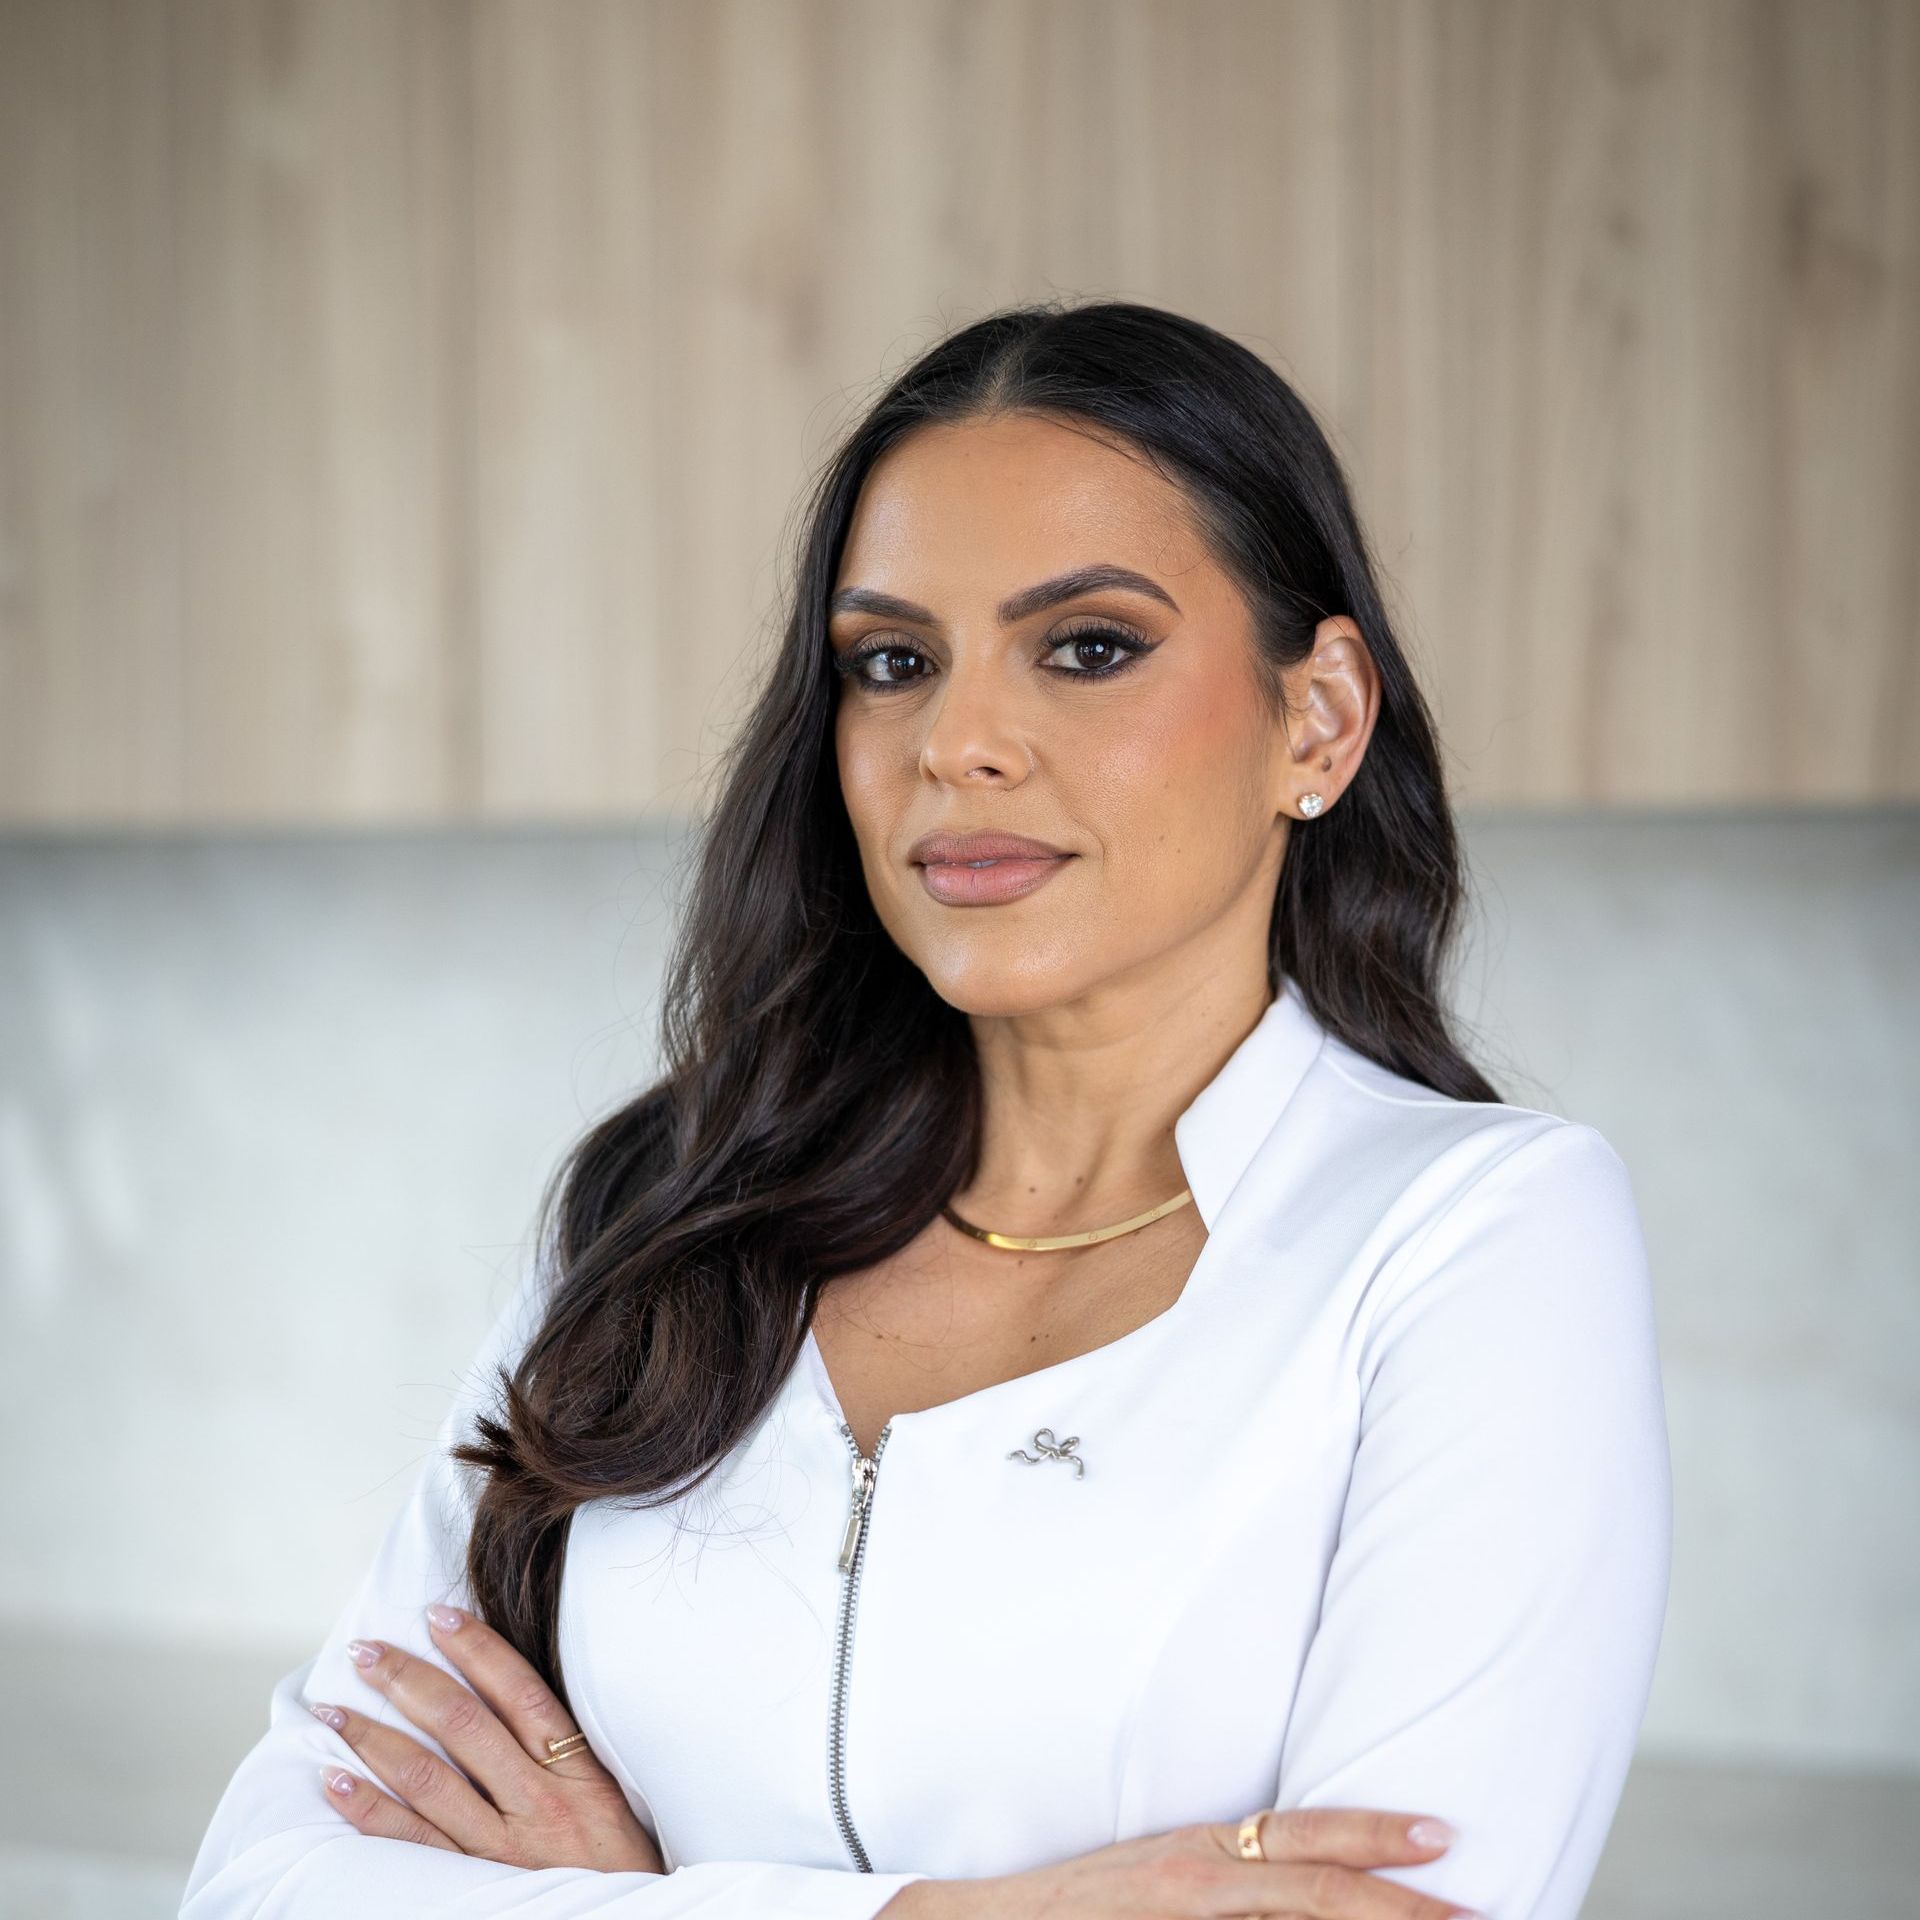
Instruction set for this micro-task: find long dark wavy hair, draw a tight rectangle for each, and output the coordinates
[454,298,1502,1704]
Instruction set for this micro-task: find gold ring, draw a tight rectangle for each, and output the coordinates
[536,1732,590,1767]
[1236,1812,1267,1860]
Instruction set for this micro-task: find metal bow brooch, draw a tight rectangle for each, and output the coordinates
[1006,1426,1085,1478]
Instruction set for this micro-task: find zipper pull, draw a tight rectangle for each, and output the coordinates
[838,1453,876,1572]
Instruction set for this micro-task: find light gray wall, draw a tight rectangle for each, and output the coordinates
[1,827,673,1653]
[1444,810,1920,1776]
[2,812,1915,1808]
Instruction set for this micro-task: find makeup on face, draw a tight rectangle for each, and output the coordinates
[907,829,1076,908]
[915,852,1075,907]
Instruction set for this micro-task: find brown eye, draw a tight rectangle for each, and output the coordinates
[1042,621,1153,678]
[832,640,931,690]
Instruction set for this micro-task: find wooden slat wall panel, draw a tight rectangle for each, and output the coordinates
[0,0,184,818]
[0,0,470,825]
[1771,0,1920,796]
[469,0,660,817]
[167,0,471,820]
[1355,0,1920,804]
[1,0,1914,824]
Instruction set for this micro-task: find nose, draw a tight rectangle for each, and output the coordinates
[917,651,1032,785]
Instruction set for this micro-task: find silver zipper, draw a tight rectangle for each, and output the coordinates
[827,1415,894,1872]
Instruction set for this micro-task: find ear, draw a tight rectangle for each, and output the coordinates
[1272,616,1378,820]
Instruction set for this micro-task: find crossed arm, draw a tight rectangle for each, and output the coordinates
[183,1122,1671,1919]
[179,1262,935,1919]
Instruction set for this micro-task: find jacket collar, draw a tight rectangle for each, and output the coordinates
[1173,973,1326,1233]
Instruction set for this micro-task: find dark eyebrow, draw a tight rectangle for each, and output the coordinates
[828,563,1180,629]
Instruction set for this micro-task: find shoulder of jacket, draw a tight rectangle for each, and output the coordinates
[1233,1026,1627,1240]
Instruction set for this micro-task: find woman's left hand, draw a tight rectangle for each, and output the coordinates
[309,1603,664,1875]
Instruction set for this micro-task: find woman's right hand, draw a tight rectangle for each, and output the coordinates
[883,1806,1480,1920]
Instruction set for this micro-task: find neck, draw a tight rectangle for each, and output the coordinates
[955,962,1273,1232]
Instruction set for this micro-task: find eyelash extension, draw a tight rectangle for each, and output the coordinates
[831,620,1154,693]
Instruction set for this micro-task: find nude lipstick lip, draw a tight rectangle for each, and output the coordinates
[909,831,1074,908]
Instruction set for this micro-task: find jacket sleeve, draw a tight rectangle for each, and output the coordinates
[1270,1121,1673,1920]
[180,1257,933,1920]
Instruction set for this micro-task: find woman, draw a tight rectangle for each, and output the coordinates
[184,301,1671,1920]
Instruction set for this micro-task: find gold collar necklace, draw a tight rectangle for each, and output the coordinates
[940,1185,1194,1252]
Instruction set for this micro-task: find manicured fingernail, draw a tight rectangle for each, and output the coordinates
[321,1766,355,1797]
[308,1702,346,1731]
[346,1639,381,1668]
[426,1603,465,1631]
[1407,1817,1455,1847]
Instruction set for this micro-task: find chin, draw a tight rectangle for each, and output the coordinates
[908,936,1097,1019]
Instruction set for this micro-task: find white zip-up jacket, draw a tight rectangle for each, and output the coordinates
[182,976,1673,1919]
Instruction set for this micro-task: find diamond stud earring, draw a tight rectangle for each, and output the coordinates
[1299,792,1326,817]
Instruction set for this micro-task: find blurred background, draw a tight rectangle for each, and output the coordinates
[1,2,1916,1916]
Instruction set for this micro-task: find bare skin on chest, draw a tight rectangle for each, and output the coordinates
[809,1203,1210,1458]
